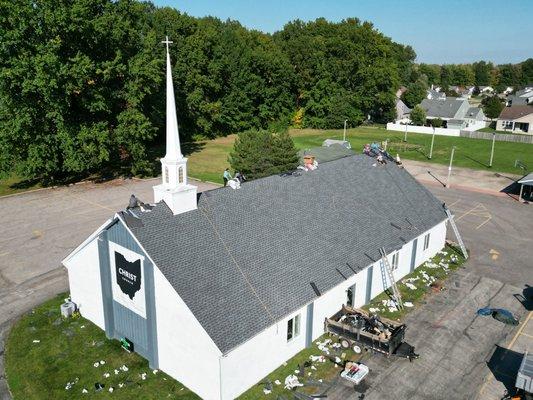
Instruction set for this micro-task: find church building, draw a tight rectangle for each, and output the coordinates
[63,38,449,400]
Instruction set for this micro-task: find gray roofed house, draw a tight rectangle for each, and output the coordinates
[426,89,445,100]
[464,107,485,121]
[507,89,533,106]
[420,98,470,120]
[123,154,447,354]
[395,98,411,120]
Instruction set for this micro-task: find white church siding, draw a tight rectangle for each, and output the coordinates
[218,219,447,399]
[65,238,105,330]
[153,266,223,400]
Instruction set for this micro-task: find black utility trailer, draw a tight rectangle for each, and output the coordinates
[325,305,418,361]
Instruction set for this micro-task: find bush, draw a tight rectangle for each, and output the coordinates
[430,118,443,128]
[410,105,427,126]
[228,130,299,180]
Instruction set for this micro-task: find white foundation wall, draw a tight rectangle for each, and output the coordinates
[311,270,368,340]
[219,307,308,399]
[369,220,447,299]
[153,267,222,400]
[65,238,105,330]
[219,220,447,399]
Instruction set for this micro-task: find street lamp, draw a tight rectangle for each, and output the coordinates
[446,146,456,188]
[489,132,496,167]
[429,126,435,159]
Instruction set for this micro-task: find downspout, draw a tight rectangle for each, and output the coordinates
[219,354,223,400]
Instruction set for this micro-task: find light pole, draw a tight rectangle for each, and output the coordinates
[429,126,435,159]
[446,146,456,188]
[404,123,408,142]
[343,119,348,142]
[489,132,496,167]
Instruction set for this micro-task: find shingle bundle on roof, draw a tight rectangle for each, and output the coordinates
[124,155,447,353]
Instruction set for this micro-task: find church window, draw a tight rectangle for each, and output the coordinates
[178,167,183,184]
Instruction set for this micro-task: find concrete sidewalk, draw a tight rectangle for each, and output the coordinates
[403,159,521,196]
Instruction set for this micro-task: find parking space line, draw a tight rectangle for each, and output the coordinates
[455,203,484,222]
[449,199,461,208]
[67,193,113,211]
[476,216,492,230]
[478,311,532,398]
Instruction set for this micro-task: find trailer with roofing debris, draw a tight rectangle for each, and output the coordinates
[325,305,418,361]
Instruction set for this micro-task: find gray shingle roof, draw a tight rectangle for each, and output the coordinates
[124,155,447,354]
[420,98,467,119]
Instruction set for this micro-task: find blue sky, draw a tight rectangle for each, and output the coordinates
[153,0,533,64]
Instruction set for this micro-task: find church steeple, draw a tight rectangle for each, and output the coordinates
[162,36,183,162]
[153,36,197,215]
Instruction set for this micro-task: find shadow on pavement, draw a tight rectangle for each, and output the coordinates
[514,285,533,311]
[486,345,523,395]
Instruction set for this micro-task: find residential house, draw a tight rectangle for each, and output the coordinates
[496,105,533,134]
[63,39,451,400]
[419,98,485,129]
[502,86,514,95]
[395,98,411,122]
[479,86,494,95]
[506,88,533,106]
[427,89,446,100]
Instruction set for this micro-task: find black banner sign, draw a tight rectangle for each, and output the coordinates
[115,252,141,300]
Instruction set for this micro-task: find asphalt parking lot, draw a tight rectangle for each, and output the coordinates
[331,185,533,400]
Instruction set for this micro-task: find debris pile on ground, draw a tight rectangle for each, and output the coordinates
[284,375,303,389]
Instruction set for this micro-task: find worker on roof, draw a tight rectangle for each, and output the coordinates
[223,168,232,187]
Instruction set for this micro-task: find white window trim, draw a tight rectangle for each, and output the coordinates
[392,252,399,270]
[423,233,430,251]
[287,314,301,343]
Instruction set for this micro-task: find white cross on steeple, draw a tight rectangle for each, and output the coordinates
[161,36,173,53]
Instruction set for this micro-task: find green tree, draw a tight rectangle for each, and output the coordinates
[401,79,427,108]
[410,105,426,126]
[521,58,533,86]
[0,0,162,181]
[228,130,298,179]
[419,64,441,86]
[473,61,493,86]
[482,96,504,119]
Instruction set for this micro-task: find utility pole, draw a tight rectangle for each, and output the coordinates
[446,146,456,188]
[489,132,496,167]
[404,123,408,142]
[429,127,435,159]
[343,119,348,142]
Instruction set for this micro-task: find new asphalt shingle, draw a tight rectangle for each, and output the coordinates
[125,155,447,354]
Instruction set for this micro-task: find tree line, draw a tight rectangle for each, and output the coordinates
[0,0,530,183]
[0,0,412,181]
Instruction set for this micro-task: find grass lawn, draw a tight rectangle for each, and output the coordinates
[2,125,532,196]
[183,126,533,186]
[5,294,200,400]
[0,174,41,197]
[237,337,362,399]
[362,244,466,321]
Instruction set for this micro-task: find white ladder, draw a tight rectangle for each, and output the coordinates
[444,207,468,259]
[379,247,403,310]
